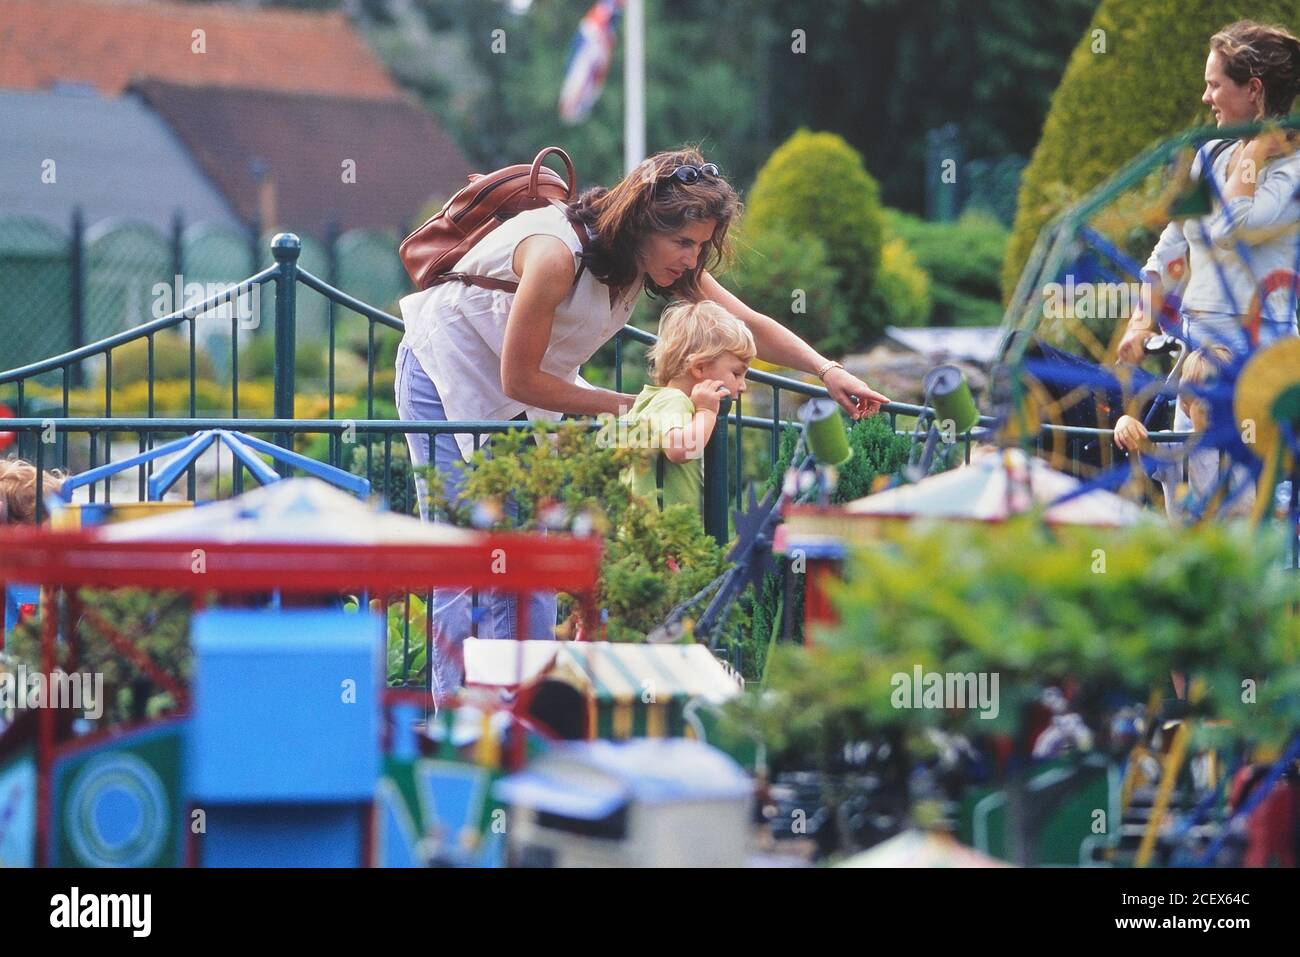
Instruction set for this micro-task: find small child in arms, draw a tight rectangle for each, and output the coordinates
[620,300,755,511]
[1113,343,1254,520]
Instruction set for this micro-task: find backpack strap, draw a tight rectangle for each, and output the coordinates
[431,273,522,293]
[1201,138,1236,180]
[430,201,591,295]
[550,198,591,287]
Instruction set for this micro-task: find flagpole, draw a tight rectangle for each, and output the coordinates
[624,0,645,174]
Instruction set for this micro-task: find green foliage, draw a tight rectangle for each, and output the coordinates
[723,228,852,354]
[746,517,1300,763]
[743,566,796,685]
[863,235,932,331]
[3,588,191,726]
[1002,0,1300,298]
[747,130,885,316]
[371,0,768,193]
[752,0,1095,212]
[751,413,914,660]
[741,130,943,346]
[885,209,1009,327]
[425,423,740,644]
[239,332,329,384]
[601,503,735,643]
[347,442,415,516]
[345,595,429,687]
[101,332,216,385]
[365,1,1093,212]
[833,414,917,503]
[766,411,914,504]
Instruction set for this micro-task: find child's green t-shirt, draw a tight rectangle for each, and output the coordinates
[619,385,702,511]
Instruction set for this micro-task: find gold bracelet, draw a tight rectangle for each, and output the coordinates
[816,360,844,380]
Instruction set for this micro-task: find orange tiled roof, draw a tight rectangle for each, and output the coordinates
[0,0,402,100]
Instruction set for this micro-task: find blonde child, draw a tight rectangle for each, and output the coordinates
[0,458,64,526]
[2,458,65,635]
[1113,343,1254,520]
[620,300,755,511]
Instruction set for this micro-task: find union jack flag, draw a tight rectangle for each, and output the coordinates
[558,0,625,125]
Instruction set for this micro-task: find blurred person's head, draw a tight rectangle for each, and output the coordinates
[1178,343,1234,432]
[568,146,742,297]
[0,458,65,525]
[648,300,755,395]
[1204,21,1300,124]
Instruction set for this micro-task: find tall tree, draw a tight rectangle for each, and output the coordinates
[360,0,1094,205]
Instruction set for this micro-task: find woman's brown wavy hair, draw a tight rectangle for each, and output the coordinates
[565,145,743,300]
[1210,20,1300,118]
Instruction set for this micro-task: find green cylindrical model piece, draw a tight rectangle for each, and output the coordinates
[798,397,852,466]
[924,364,979,435]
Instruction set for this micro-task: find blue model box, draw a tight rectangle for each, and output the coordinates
[200,805,367,867]
[188,608,383,803]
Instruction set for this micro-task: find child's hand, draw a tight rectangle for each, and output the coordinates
[690,379,729,415]
[1113,414,1148,452]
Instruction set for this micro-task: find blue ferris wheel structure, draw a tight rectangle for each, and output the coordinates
[991,115,1300,539]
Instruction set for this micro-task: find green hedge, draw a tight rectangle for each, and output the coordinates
[866,236,932,332]
[885,210,1008,327]
[746,130,887,341]
[1001,0,1300,300]
[724,228,853,354]
[740,130,941,346]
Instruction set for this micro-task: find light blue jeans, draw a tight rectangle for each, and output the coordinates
[395,340,556,699]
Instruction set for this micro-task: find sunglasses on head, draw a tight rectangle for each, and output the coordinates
[665,163,721,184]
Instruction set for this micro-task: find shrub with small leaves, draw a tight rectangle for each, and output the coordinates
[425,422,743,644]
[743,516,1300,767]
[747,130,887,340]
[3,588,191,726]
[723,227,853,355]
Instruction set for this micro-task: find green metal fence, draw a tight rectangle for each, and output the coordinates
[0,231,980,538]
[0,209,409,377]
[6,225,1291,683]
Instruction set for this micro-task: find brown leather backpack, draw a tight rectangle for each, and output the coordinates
[399,146,589,293]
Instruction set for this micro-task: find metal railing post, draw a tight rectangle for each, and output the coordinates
[272,233,300,470]
[69,206,84,388]
[703,397,731,546]
[170,209,184,285]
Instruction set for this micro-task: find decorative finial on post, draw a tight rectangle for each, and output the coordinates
[271,232,301,261]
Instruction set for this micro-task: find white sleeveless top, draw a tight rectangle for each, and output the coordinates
[398,204,642,462]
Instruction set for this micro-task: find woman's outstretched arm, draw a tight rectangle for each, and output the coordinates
[696,269,891,418]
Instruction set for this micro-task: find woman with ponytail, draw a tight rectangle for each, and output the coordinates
[396,147,890,695]
[1117,20,1300,363]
